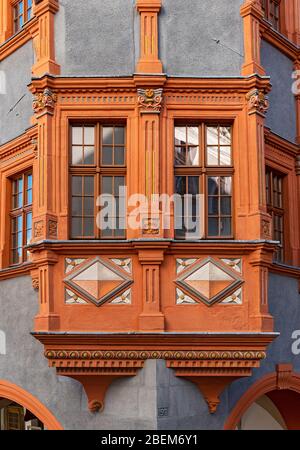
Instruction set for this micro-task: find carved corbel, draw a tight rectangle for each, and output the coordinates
[32,88,57,116]
[246,88,269,116]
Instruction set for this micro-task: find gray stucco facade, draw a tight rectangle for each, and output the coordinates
[0,41,34,145]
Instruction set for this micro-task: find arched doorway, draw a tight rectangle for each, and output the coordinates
[0,380,63,430]
[225,364,300,430]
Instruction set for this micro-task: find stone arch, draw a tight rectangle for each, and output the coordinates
[225,364,300,430]
[0,380,63,430]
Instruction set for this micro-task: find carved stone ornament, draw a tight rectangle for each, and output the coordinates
[33,88,57,114]
[34,221,44,239]
[246,88,269,115]
[137,88,163,112]
[48,220,58,239]
[261,218,272,240]
[32,277,39,291]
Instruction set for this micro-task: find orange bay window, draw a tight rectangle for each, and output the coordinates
[174,124,233,239]
[10,171,32,265]
[261,0,281,31]
[70,124,126,239]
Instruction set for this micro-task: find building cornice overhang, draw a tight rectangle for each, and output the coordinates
[260,19,300,61]
[33,331,278,414]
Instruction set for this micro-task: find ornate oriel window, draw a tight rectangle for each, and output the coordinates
[261,0,281,31]
[70,124,126,239]
[174,124,233,239]
[10,171,32,265]
[266,168,285,261]
[12,0,33,33]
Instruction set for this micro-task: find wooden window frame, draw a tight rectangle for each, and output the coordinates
[261,0,281,32]
[9,170,32,266]
[174,123,234,240]
[266,167,285,262]
[11,0,32,34]
[69,123,127,240]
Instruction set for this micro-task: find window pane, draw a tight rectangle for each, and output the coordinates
[175,176,186,196]
[83,218,94,236]
[114,127,125,145]
[219,127,231,145]
[208,177,219,195]
[83,146,94,165]
[72,127,82,145]
[72,198,82,216]
[175,147,186,165]
[84,126,95,145]
[102,127,113,145]
[220,197,231,215]
[187,147,199,166]
[114,147,125,165]
[220,217,231,236]
[207,127,218,145]
[72,146,82,165]
[84,177,94,195]
[187,127,199,146]
[102,146,113,165]
[207,146,219,165]
[114,176,125,195]
[84,197,94,216]
[102,177,113,194]
[174,127,187,146]
[188,177,199,195]
[220,146,231,166]
[220,177,232,195]
[72,218,82,237]
[72,176,82,195]
[208,218,218,236]
[208,197,218,215]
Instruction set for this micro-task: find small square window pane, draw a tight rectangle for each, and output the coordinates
[102,146,113,165]
[220,197,231,215]
[114,177,125,195]
[72,127,82,145]
[83,146,95,165]
[219,127,231,145]
[19,1,24,14]
[175,176,186,196]
[187,146,199,166]
[220,218,231,236]
[72,197,82,216]
[26,212,32,230]
[114,228,125,238]
[188,176,199,195]
[101,228,113,238]
[208,197,218,215]
[84,177,94,195]
[208,218,219,236]
[208,177,219,195]
[84,127,95,145]
[220,177,232,195]
[102,127,113,145]
[207,146,219,165]
[206,127,218,145]
[72,176,82,196]
[174,127,187,145]
[220,146,231,166]
[72,218,82,237]
[102,177,113,194]
[27,174,32,189]
[187,127,199,146]
[114,147,125,165]
[84,197,94,216]
[26,189,32,205]
[72,146,82,165]
[114,127,125,145]
[175,147,186,165]
[20,16,24,27]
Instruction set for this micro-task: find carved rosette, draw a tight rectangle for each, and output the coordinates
[137,88,163,113]
[246,88,269,115]
[33,88,57,114]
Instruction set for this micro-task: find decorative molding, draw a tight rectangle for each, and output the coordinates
[33,88,57,114]
[33,221,44,239]
[246,88,269,115]
[32,276,39,291]
[261,218,272,240]
[137,88,163,113]
[47,220,58,239]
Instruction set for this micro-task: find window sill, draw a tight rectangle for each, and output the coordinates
[0,262,34,281]
[0,16,37,62]
[260,19,299,60]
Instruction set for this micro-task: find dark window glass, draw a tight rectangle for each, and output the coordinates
[266,168,285,261]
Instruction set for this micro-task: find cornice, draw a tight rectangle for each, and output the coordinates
[0,17,38,62]
[28,74,271,96]
[260,20,300,61]
[264,128,300,158]
[0,262,34,281]
[0,126,38,162]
